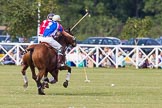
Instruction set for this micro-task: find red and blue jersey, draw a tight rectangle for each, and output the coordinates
[43,21,63,37]
[39,19,52,35]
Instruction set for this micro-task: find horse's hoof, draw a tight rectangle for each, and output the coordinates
[38,92,45,95]
[23,82,28,88]
[63,80,68,88]
[38,88,45,95]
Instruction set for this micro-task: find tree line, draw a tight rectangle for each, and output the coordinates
[0,0,162,41]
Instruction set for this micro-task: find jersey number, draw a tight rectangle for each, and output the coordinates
[46,22,53,29]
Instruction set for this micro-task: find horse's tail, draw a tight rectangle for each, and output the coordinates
[23,47,34,54]
[27,48,34,63]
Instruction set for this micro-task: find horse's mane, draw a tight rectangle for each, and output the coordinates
[56,28,74,46]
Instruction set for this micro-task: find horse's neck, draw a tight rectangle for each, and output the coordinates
[60,43,67,52]
[58,37,68,49]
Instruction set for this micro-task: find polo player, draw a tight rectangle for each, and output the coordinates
[39,15,74,69]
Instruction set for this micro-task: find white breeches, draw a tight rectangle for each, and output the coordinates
[39,36,62,50]
[38,36,42,43]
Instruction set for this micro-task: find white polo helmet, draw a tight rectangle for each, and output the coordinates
[52,15,61,21]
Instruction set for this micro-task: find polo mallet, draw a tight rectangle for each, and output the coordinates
[83,61,90,83]
[70,9,89,31]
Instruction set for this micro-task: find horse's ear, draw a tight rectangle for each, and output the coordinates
[65,28,73,35]
[65,28,71,32]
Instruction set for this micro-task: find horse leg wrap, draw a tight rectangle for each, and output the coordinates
[22,75,28,83]
[49,77,57,84]
[42,77,49,88]
[65,72,71,81]
[43,77,49,82]
[42,81,49,89]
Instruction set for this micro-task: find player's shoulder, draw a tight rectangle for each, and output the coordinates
[43,19,47,22]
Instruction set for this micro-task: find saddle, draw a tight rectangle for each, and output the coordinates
[40,42,57,51]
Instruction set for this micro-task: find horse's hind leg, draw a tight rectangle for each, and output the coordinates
[49,70,59,84]
[36,69,46,95]
[42,71,49,89]
[21,64,29,88]
[43,70,58,85]
[42,70,58,89]
[29,65,37,81]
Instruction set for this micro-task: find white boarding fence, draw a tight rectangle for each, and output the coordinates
[0,43,162,69]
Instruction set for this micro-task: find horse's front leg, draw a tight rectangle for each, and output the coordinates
[21,64,29,88]
[60,65,71,88]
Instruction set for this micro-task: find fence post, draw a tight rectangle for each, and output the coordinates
[95,46,99,67]
[135,46,139,69]
[155,47,159,68]
[115,46,119,68]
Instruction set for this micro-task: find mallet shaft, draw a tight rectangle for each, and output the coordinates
[70,12,89,31]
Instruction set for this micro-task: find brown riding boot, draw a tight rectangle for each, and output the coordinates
[57,54,64,69]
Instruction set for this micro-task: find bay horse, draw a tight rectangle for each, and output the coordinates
[21,30,76,95]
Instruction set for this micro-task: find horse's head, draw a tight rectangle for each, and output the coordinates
[58,28,77,47]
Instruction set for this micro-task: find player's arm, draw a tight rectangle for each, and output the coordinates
[62,30,74,38]
[58,23,74,39]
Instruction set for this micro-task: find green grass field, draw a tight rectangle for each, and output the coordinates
[0,65,162,108]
